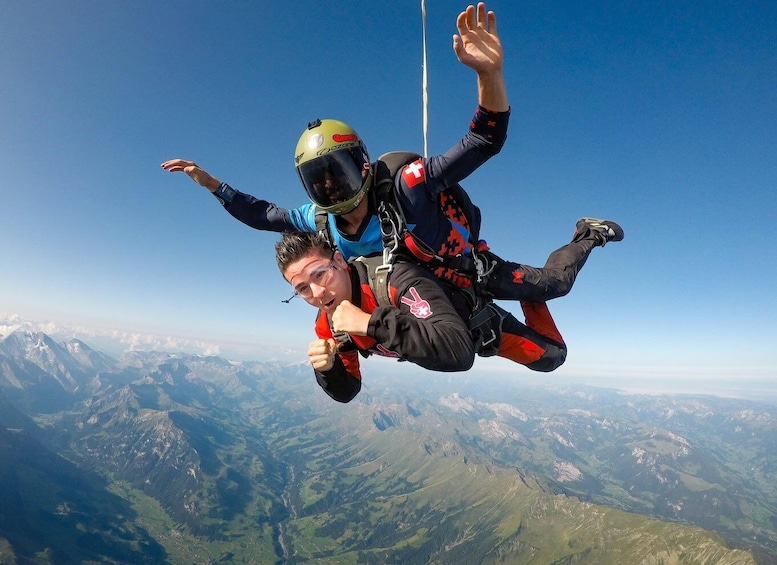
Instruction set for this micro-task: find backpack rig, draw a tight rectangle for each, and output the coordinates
[316,151,508,357]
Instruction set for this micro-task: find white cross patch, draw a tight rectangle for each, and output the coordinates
[405,161,423,178]
[402,159,425,188]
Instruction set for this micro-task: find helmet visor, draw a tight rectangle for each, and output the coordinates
[298,147,368,211]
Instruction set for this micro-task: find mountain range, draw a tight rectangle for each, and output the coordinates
[1,330,775,564]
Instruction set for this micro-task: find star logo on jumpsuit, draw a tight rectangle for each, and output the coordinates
[512,270,524,284]
[400,287,432,319]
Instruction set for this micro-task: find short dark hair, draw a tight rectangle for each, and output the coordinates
[275,231,335,276]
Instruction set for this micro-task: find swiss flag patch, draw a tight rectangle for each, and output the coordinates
[402,159,426,188]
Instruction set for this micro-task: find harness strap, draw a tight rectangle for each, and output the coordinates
[326,316,355,348]
[403,232,436,262]
[468,301,508,357]
[354,255,392,308]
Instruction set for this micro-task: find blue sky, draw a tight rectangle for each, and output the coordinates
[1,1,775,382]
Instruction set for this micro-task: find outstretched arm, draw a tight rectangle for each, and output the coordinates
[161,158,316,234]
[160,159,221,192]
[453,2,508,112]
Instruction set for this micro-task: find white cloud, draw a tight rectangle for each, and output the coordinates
[2,313,159,351]
[0,312,293,361]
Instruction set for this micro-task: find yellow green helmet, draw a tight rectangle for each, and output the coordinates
[294,119,372,215]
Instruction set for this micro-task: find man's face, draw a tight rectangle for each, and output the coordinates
[311,169,343,205]
[283,250,351,313]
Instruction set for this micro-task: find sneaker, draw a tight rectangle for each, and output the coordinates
[575,217,624,246]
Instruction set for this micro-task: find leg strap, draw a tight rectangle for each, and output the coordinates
[469,301,508,357]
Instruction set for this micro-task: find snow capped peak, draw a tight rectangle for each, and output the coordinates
[0,330,89,392]
[65,338,87,353]
[439,392,475,413]
[0,330,53,357]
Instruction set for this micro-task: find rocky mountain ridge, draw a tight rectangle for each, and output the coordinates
[0,330,773,564]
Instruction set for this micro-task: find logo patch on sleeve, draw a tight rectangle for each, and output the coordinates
[402,159,426,188]
[374,344,401,358]
[400,286,432,318]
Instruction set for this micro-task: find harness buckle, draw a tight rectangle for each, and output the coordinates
[480,327,498,348]
[473,251,496,285]
[375,260,393,276]
[468,302,507,357]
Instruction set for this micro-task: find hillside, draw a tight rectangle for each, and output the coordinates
[0,331,772,564]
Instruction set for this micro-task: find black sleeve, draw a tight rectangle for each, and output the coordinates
[214,185,313,233]
[314,354,362,403]
[367,264,476,372]
[424,106,510,194]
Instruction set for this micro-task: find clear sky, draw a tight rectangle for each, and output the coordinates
[1,1,775,382]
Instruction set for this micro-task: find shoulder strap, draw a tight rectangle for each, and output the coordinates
[371,151,425,267]
[372,151,422,226]
[353,255,392,307]
[313,206,334,247]
[374,151,423,191]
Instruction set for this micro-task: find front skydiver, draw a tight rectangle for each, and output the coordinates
[276,231,568,403]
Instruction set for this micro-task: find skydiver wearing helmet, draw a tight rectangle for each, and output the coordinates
[295,120,371,214]
[162,2,623,372]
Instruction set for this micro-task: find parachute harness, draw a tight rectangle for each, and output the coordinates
[369,152,505,358]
